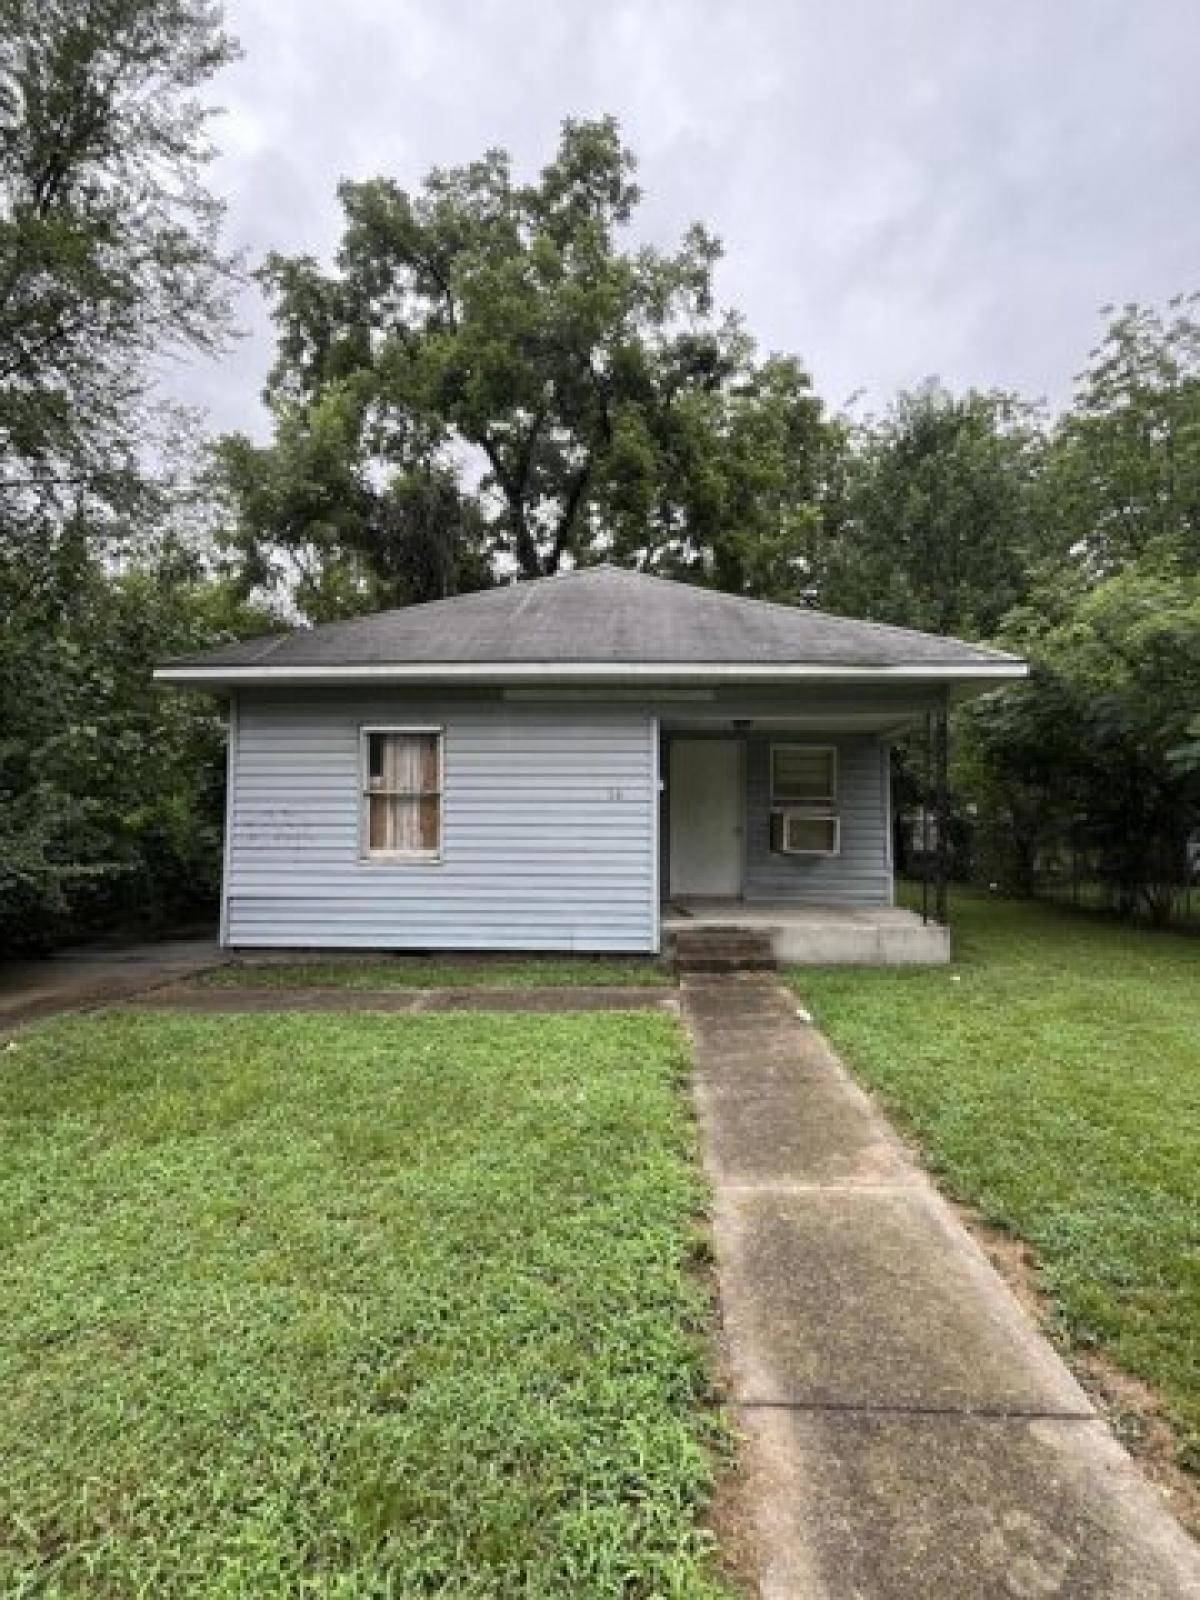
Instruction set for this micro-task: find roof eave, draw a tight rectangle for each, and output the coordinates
[154,659,1028,690]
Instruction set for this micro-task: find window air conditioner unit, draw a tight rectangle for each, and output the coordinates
[770,808,840,857]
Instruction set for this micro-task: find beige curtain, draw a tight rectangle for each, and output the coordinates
[368,733,440,853]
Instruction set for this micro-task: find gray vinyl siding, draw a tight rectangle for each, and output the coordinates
[656,728,892,909]
[743,733,890,906]
[740,733,889,906]
[225,694,658,951]
[223,687,907,949]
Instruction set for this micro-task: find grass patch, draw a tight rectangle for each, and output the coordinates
[0,1010,729,1597]
[786,892,1200,1473]
[195,956,673,990]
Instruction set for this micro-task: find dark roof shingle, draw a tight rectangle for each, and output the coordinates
[162,565,1022,674]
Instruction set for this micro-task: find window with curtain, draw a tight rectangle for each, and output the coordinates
[362,729,442,859]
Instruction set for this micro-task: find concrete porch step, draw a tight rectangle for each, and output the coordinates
[670,927,778,974]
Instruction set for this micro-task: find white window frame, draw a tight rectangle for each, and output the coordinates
[770,743,840,857]
[770,743,837,807]
[774,809,842,857]
[359,725,444,864]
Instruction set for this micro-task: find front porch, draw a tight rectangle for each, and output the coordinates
[657,690,953,964]
[662,899,951,965]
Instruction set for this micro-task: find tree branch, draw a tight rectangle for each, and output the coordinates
[551,456,594,569]
[477,432,540,575]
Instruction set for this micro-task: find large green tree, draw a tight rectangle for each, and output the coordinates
[0,0,240,533]
[947,300,1200,922]
[811,381,1052,638]
[960,564,1200,919]
[1047,295,1200,575]
[0,0,253,950]
[0,537,274,950]
[221,117,828,613]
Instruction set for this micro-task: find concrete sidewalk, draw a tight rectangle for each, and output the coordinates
[128,983,678,1014]
[0,938,222,1030]
[683,975,1200,1599]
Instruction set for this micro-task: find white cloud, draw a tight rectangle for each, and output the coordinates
[172,0,1200,436]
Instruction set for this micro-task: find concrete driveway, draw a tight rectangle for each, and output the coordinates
[0,937,222,1031]
[683,974,1200,1599]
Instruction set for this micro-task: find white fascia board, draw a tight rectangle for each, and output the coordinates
[154,659,1028,688]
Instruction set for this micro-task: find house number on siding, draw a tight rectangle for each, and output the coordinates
[607,787,624,801]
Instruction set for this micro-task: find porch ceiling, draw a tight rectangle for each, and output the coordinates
[658,710,922,735]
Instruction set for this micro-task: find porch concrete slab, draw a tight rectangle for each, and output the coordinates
[778,922,950,965]
[742,1407,1200,1600]
[665,903,952,965]
[694,1074,910,1188]
[717,1186,1091,1414]
[674,903,932,927]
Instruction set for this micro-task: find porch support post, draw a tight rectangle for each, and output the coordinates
[933,692,950,927]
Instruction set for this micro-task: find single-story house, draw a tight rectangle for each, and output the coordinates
[155,565,1027,962]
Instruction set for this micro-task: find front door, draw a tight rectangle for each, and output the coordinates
[669,739,742,897]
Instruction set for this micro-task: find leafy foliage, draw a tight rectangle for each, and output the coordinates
[805,310,1200,921]
[1049,295,1200,574]
[948,305,1200,920]
[961,567,1200,919]
[814,382,1054,638]
[0,0,239,526]
[220,117,829,613]
[0,540,275,950]
[0,0,254,950]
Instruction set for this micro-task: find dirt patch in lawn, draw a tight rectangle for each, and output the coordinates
[693,1250,759,1599]
[705,1448,759,1600]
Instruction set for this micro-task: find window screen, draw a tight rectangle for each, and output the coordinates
[771,745,836,805]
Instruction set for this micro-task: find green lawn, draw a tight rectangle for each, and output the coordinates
[0,1010,728,1598]
[787,893,1200,1472]
[196,956,673,990]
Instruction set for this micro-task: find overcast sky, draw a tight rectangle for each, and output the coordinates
[173,0,1200,439]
